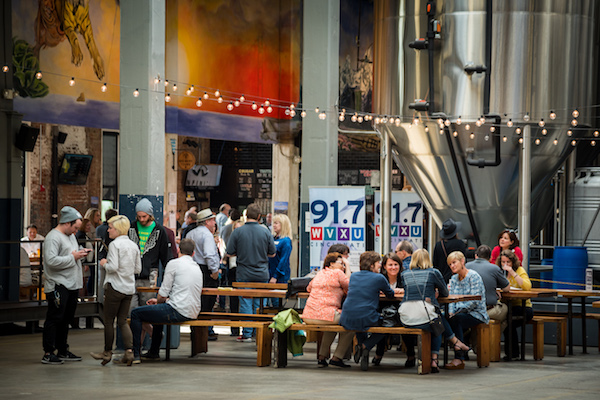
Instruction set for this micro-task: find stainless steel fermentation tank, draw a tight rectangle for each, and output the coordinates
[373,0,598,247]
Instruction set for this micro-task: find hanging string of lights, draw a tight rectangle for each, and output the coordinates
[2,64,599,146]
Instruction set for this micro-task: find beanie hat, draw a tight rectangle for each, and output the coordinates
[58,206,83,224]
[135,198,154,217]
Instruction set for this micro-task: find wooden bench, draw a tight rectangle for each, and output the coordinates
[162,312,274,366]
[275,324,432,374]
[489,319,502,362]
[536,311,600,352]
[529,315,567,359]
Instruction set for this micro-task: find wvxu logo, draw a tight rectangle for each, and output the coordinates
[311,227,364,241]
[375,225,422,237]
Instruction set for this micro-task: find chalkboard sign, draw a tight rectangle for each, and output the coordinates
[58,154,93,185]
[236,169,272,199]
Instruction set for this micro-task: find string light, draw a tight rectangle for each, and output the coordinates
[265,99,270,106]
[300,110,307,118]
[437,118,444,126]
[2,65,8,72]
[592,141,597,146]
[239,95,245,102]
[465,124,471,131]
[452,130,458,137]
[519,138,524,144]
[214,89,220,97]
[572,109,579,118]
[101,83,107,92]
[234,99,240,107]
[535,138,541,145]
[382,116,388,124]
[351,113,357,122]
[542,128,547,135]
[490,126,496,133]
[507,119,513,128]
[217,96,223,103]
[375,117,381,124]
[571,140,577,146]
[318,112,327,120]
[456,116,462,125]
[424,125,429,133]
[339,113,345,122]
[470,133,475,140]
[285,108,290,116]
[289,103,295,109]
[480,115,486,124]
[538,119,545,127]
[133,88,139,97]
[389,117,395,124]
[165,93,171,102]
[571,119,578,127]
[172,84,178,92]
[164,80,169,87]
[36,71,42,79]
[550,110,556,120]
[503,136,508,142]
[413,116,419,125]
[190,85,194,93]
[227,102,234,111]
[484,134,490,141]
[251,102,257,110]
[553,139,558,145]
[395,119,401,127]
[154,77,160,84]
[444,119,451,127]
[439,129,444,135]
[357,116,363,123]
[258,106,265,114]
[266,106,273,113]
[595,131,599,137]
[69,77,75,86]
[290,109,296,117]
[515,127,522,134]
[476,119,483,127]
[186,88,192,96]
[203,91,209,100]
[195,98,202,107]
[314,107,320,113]
[523,113,530,122]
[567,130,573,136]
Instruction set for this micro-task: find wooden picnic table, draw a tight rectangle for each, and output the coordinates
[502,289,557,360]
[593,300,600,309]
[531,288,600,354]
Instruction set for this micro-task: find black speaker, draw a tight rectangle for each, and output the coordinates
[15,124,39,152]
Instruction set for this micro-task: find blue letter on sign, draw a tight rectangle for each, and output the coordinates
[411,226,422,237]
[352,228,364,241]
[324,227,336,241]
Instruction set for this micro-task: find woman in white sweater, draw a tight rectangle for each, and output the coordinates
[91,215,141,366]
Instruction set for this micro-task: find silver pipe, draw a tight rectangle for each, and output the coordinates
[380,128,392,254]
[428,213,436,255]
[553,172,559,247]
[520,125,531,271]
[559,164,567,246]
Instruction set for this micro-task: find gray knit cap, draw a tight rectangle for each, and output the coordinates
[135,198,154,217]
[58,206,83,224]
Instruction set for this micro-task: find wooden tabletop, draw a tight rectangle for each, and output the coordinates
[593,300,600,308]
[137,287,288,298]
[531,288,600,298]
[501,290,557,299]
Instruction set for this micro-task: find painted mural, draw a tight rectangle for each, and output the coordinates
[11,0,301,143]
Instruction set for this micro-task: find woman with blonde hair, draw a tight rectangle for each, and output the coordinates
[268,214,292,284]
[399,249,469,373]
[91,215,141,366]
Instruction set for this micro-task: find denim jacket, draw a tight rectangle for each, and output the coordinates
[401,268,448,308]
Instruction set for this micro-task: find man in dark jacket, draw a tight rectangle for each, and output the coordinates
[433,218,467,283]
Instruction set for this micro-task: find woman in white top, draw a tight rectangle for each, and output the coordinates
[91,215,141,366]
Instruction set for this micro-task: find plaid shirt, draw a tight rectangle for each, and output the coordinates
[449,269,489,323]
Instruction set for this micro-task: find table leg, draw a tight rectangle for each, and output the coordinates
[443,303,449,366]
[507,302,513,361]
[567,298,573,355]
[581,296,587,354]
[190,326,208,356]
[520,299,526,361]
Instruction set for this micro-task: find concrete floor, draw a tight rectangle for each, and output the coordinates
[1,324,599,400]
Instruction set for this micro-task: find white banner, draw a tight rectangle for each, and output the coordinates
[309,187,366,272]
[374,191,424,254]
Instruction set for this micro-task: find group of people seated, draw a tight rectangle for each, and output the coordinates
[302,221,531,372]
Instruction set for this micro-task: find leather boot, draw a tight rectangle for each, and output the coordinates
[90,350,112,366]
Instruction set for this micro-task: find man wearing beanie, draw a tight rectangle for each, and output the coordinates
[41,206,87,365]
[128,198,174,312]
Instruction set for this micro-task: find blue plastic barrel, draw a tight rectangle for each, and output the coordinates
[552,247,588,290]
[540,259,553,289]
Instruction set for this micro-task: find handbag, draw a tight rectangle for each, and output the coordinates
[286,276,313,297]
[410,269,446,337]
[380,304,400,327]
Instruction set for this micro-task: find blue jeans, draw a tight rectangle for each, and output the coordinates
[238,279,267,338]
[356,332,386,352]
[130,303,189,357]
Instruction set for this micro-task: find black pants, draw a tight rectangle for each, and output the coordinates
[43,284,79,354]
[199,264,219,312]
[504,306,534,358]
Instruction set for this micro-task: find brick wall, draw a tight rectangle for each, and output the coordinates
[27,123,102,236]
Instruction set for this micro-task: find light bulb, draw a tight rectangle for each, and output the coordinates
[503,136,507,142]
[444,119,451,127]
[267,106,273,113]
[258,106,265,114]
[351,114,357,122]
[239,95,245,102]
[69,77,75,86]
[101,83,107,92]
[470,133,475,139]
[553,139,558,145]
[571,140,577,146]
[490,126,496,132]
[542,128,547,135]
[196,98,202,107]
[339,114,345,121]
[519,138,524,144]
[507,119,513,128]
[484,134,490,141]
[314,107,320,113]
[190,85,194,92]
[203,92,209,100]
[289,103,295,109]
[318,112,326,120]
[234,100,240,107]
[36,71,42,79]
[251,102,258,110]
[186,89,191,96]
[382,116,388,124]
[358,116,363,123]
[173,84,177,91]
[395,119,401,127]
[227,102,234,111]
[164,80,169,87]
[439,129,444,135]
[465,124,471,131]
[217,96,223,103]
[476,120,482,127]
[456,116,462,125]
[215,89,220,97]
[453,131,458,137]
[424,126,430,133]
[265,99,270,106]
[285,108,291,116]
[154,77,160,84]
[133,88,139,97]
[535,138,541,145]
[413,116,419,125]
[437,118,444,126]
[375,117,381,124]
[571,119,578,127]
[524,113,530,122]
[572,109,579,118]
[515,127,522,134]
[388,117,395,124]
[595,131,599,137]
[567,130,573,136]
[290,110,296,117]
[592,141,597,146]
[2,65,8,72]
[165,93,171,102]
[539,119,545,127]
[550,111,556,120]
[480,115,486,124]
[300,110,307,118]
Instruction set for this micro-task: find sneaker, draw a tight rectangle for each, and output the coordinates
[141,352,160,361]
[57,351,82,361]
[236,336,254,343]
[41,353,64,365]
[132,357,141,364]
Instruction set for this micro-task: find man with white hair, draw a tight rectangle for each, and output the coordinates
[41,206,88,365]
[216,203,231,233]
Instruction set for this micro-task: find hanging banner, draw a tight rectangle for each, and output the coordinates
[309,187,366,272]
[374,191,424,254]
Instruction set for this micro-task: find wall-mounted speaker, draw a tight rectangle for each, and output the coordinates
[15,124,40,152]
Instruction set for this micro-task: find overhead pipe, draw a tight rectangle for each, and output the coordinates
[466,114,502,168]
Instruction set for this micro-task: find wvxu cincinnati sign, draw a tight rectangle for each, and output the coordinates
[374,191,423,253]
[308,187,365,272]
